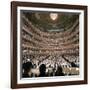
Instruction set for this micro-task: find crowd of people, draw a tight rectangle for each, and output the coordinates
[21,15,79,78]
[22,55,79,78]
[22,21,79,46]
[22,17,79,55]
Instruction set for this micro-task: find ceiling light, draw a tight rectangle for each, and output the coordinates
[50,13,58,20]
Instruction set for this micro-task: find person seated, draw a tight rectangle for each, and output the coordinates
[55,66,64,76]
[39,64,47,77]
[22,62,32,78]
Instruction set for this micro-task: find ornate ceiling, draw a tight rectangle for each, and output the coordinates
[22,11,79,33]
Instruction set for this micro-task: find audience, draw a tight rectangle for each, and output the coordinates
[55,66,64,76]
[22,55,79,77]
[22,15,79,78]
[22,62,32,77]
[39,64,47,77]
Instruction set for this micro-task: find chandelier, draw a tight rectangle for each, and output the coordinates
[50,13,58,20]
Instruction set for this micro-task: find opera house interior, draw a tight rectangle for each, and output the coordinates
[21,11,79,78]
